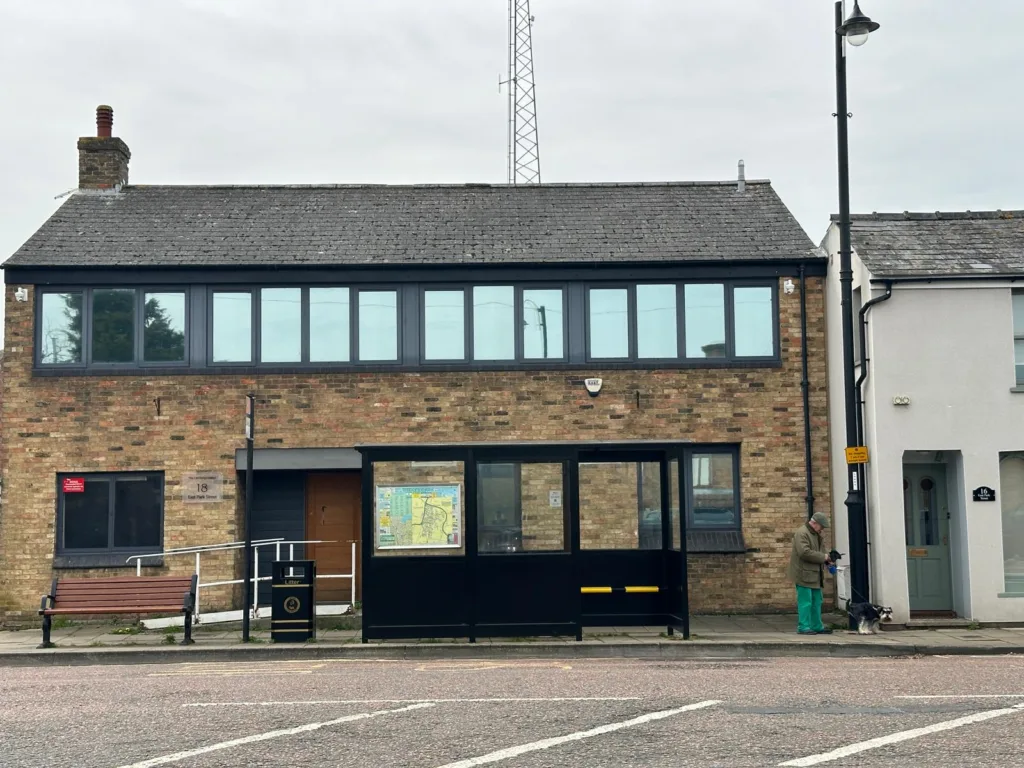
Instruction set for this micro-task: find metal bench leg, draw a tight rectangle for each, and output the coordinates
[181,611,195,646]
[39,615,54,649]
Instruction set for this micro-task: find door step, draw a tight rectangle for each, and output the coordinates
[900,617,973,630]
[142,603,351,630]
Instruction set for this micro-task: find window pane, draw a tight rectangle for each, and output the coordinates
[691,453,737,528]
[580,462,641,550]
[478,462,566,553]
[113,475,162,549]
[1016,340,1024,385]
[260,288,301,363]
[669,459,681,551]
[522,289,564,359]
[92,288,135,363]
[310,287,350,362]
[638,462,662,550]
[358,291,398,361]
[63,478,110,550]
[637,284,677,359]
[143,292,186,362]
[424,290,465,360]
[40,292,83,364]
[589,288,629,359]
[1000,452,1024,594]
[212,292,252,363]
[1014,292,1024,334]
[473,286,515,360]
[685,284,726,358]
[734,286,774,357]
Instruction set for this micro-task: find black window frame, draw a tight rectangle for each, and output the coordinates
[469,283,518,363]
[308,285,353,364]
[730,282,779,362]
[36,286,190,369]
[518,283,569,363]
[683,446,741,532]
[208,288,256,366]
[585,283,634,362]
[354,286,403,365]
[55,471,165,559]
[421,285,469,363]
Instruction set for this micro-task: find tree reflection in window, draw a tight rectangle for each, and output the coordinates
[143,292,186,362]
[40,292,83,364]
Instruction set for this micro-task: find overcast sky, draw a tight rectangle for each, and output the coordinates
[1,0,1022,289]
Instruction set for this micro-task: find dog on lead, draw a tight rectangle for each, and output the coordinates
[846,600,893,634]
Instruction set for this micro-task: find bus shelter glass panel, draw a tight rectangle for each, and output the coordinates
[478,462,567,554]
[579,461,662,550]
[372,461,466,557]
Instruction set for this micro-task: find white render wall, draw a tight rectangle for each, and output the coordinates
[824,223,1024,622]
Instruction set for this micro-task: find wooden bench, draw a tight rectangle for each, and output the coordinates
[39,575,197,648]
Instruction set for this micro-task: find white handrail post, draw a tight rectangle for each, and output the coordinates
[351,541,357,605]
[195,551,202,621]
[275,541,281,561]
[252,545,259,617]
[136,558,141,577]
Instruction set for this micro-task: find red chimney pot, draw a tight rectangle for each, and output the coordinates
[96,105,113,138]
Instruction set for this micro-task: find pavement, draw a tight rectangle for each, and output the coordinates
[4,654,1024,766]
[2,612,1023,665]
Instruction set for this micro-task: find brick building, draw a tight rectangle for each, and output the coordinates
[0,107,832,635]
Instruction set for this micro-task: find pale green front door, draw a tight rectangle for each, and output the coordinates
[903,464,953,612]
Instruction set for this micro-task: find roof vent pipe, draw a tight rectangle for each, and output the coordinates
[737,159,746,193]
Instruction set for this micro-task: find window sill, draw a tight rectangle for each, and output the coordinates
[686,530,746,554]
[997,592,1024,598]
[53,555,164,570]
[1010,387,1024,394]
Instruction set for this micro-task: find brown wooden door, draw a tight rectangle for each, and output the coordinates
[305,473,361,603]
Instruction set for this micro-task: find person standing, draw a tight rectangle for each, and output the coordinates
[787,512,833,635]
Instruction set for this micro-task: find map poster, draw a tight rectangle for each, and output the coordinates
[375,484,462,550]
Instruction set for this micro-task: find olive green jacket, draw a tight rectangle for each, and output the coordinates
[787,522,828,589]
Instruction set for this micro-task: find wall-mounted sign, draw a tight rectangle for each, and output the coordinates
[183,472,224,503]
[845,446,869,464]
[972,486,996,502]
[62,477,85,494]
[908,548,928,558]
[549,490,562,508]
[375,484,462,550]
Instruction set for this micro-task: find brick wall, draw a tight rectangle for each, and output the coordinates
[0,277,832,619]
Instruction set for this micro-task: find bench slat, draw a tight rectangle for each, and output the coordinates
[43,606,185,615]
[56,586,191,596]
[53,577,193,585]
[56,580,192,590]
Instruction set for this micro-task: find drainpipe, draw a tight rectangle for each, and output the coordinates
[800,265,814,520]
[853,280,892,603]
[855,281,893,446]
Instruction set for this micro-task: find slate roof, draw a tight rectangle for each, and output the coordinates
[839,211,1024,279]
[5,181,820,269]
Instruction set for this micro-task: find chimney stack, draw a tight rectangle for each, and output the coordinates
[78,105,130,190]
[737,159,745,193]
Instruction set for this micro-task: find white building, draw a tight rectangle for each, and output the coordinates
[824,211,1024,624]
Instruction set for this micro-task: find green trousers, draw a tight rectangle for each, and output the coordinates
[796,585,825,633]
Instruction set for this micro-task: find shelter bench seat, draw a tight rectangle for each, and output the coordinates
[39,575,197,648]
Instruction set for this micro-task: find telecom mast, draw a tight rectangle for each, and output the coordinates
[501,0,541,184]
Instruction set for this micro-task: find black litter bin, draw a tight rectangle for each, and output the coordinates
[270,560,316,642]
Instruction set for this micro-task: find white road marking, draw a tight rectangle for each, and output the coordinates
[183,697,640,708]
[431,700,721,768]
[897,694,1024,699]
[114,702,434,768]
[779,703,1024,767]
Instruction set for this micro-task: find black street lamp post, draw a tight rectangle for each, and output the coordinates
[835,0,879,611]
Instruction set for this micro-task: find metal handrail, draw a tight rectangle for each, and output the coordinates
[124,537,358,622]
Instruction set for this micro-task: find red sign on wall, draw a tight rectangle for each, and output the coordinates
[62,477,86,493]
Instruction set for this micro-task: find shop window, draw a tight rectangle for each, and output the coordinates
[57,473,163,557]
[999,452,1024,594]
[309,287,350,362]
[39,291,83,364]
[358,290,399,361]
[684,283,726,358]
[260,287,301,363]
[477,462,567,553]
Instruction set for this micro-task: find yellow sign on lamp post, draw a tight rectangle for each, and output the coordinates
[845,446,869,464]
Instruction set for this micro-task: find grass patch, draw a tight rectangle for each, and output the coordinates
[51,617,78,630]
[163,633,177,645]
[967,621,982,630]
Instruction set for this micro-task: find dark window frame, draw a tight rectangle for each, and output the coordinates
[730,283,778,361]
[468,284,517,363]
[682,446,741,532]
[518,284,569,363]
[476,459,571,555]
[308,285,353,364]
[208,288,256,366]
[1013,289,1024,386]
[354,286,403,365]
[36,286,190,369]
[55,471,165,557]
[421,285,469,363]
[585,283,634,362]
